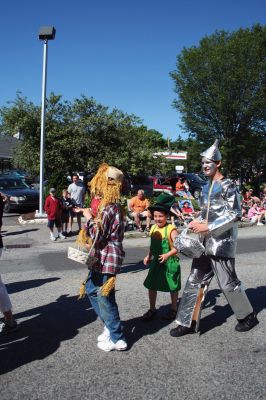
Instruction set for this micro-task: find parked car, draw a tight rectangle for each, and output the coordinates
[125,174,154,197]
[0,169,34,185]
[0,177,39,213]
[150,173,206,199]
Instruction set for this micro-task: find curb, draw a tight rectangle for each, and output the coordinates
[18,215,258,236]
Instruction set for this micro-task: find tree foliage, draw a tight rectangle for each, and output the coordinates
[0,93,167,180]
[171,24,266,178]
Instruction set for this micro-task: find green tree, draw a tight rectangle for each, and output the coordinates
[171,24,266,178]
[0,93,167,183]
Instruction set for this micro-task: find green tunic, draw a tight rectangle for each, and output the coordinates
[143,224,181,292]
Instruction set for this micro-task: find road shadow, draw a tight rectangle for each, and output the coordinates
[0,295,96,375]
[199,286,266,335]
[6,277,60,294]
[121,261,149,274]
[123,304,177,349]
[4,228,39,237]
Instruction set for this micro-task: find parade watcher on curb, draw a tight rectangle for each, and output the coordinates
[44,188,66,241]
[128,189,151,232]
[61,189,73,236]
[248,199,265,226]
[68,174,86,234]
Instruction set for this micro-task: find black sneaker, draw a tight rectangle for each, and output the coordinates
[142,309,157,322]
[170,322,196,337]
[0,321,18,336]
[235,312,259,332]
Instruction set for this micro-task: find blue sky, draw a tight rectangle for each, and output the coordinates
[0,0,265,139]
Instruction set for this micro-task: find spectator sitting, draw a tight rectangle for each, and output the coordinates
[170,201,185,227]
[128,190,151,232]
[243,188,255,205]
[183,179,194,199]
[175,177,193,199]
[180,200,195,223]
[175,177,185,197]
[247,200,265,226]
[256,196,266,226]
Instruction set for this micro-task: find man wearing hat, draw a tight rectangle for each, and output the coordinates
[170,140,258,337]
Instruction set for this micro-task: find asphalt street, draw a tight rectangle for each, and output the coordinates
[0,214,265,400]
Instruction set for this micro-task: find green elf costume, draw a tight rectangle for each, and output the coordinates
[143,194,181,320]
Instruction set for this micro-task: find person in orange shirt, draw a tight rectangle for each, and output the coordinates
[129,190,151,232]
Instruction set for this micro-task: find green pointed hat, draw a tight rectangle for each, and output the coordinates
[148,193,176,214]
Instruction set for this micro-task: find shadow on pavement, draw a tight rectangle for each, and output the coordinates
[121,261,149,274]
[0,295,95,375]
[123,304,175,349]
[199,286,266,335]
[6,277,60,294]
[4,228,39,237]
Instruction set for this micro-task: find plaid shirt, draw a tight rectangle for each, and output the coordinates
[87,203,125,275]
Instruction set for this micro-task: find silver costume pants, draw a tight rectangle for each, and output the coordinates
[176,255,253,328]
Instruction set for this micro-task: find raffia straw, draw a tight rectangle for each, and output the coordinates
[101,276,116,296]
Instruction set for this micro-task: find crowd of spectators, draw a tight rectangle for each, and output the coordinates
[44,173,87,241]
[240,185,266,226]
[127,181,197,230]
[43,173,266,236]
[127,181,266,230]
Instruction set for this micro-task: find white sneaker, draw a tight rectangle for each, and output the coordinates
[97,338,127,352]
[50,234,56,241]
[97,326,110,342]
[58,232,66,239]
[257,222,264,226]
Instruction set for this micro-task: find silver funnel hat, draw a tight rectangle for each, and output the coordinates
[200,139,222,161]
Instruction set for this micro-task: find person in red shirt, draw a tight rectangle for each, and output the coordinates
[90,193,101,218]
[44,188,65,241]
[181,201,194,215]
[181,200,195,224]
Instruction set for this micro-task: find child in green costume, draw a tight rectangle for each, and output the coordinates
[143,194,181,321]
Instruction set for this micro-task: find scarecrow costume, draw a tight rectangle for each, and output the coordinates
[170,140,258,337]
[78,163,127,350]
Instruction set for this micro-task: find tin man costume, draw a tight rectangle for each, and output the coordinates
[170,140,258,337]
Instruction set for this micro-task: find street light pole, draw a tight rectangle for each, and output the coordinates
[38,39,48,216]
[36,26,56,217]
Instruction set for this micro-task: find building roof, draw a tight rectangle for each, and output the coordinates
[0,136,19,159]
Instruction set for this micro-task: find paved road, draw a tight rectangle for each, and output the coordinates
[0,216,265,400]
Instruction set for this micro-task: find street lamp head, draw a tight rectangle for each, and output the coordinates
[39,26,56,40]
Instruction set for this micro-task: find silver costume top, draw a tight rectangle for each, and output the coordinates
[199,178,242,258]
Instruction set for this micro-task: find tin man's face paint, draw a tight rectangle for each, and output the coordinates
[201,157,217,177]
